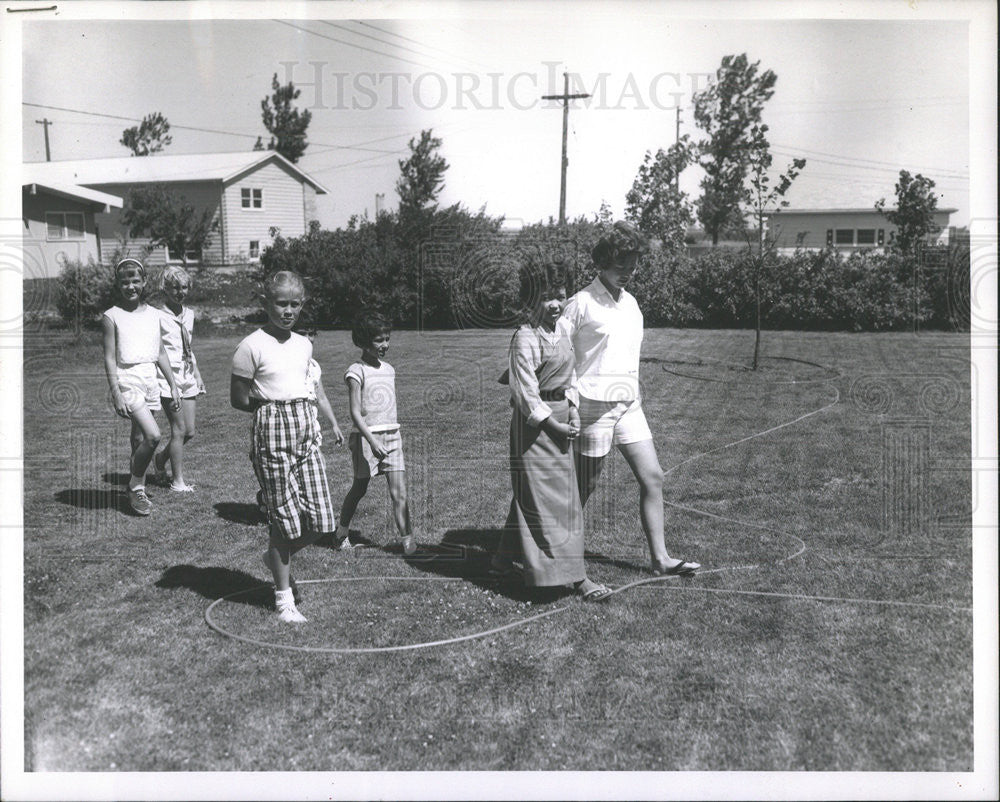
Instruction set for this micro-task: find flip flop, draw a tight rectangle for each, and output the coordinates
[652,560,700,576]
[579,582,613,602]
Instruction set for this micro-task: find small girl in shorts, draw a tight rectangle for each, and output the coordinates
[230,271,339,623]
[152,265,206,492]
[334,311,417,556]
[101,258,182,516]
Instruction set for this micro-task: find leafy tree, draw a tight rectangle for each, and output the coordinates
[120,186,218,264]
[396,129,449,223]
[625,135,697,251]
[739,124,806,368]
[120,112,173,156]
[875,170,940,259]
[693,53,777,245]
[260,73,312,163]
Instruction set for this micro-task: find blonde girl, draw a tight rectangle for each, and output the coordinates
[153,265,205,492]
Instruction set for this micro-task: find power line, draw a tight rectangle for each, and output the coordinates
[272,19,438,71]
[771,147,969,180]
[320,21,483,73]
[356,20,496,71]
[22,101,401,156]
[770,142,968,178]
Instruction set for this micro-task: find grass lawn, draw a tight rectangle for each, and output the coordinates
[20,325,973,772]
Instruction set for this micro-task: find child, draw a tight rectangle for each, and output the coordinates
[255,317,345,515]
[152,265,206,492]
[230,271,338,623]
[335,311,416,556]
[101,258,182,516]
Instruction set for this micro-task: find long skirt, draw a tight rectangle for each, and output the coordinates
[498,399,585,587]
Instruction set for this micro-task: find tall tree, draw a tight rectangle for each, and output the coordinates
[625,135,696,251]
[120,112,173,156]
[739,124,806,369]
[260,73,312,163]
[120,186,218,264]
[396,129,449,225]
[875,170,940,259]
[693,53,777,245]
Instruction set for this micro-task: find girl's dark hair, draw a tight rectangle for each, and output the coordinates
[294,310,317,336]
[518,256,573,313]
[591,220,650,269]
[114,258,147,280]
[352,310,392,348]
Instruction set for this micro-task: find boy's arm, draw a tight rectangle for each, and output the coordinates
[315,380,344,445]
[347,377,387,458]
[230,374,254,412]
[102,316,129,418]
[156,345,182,411]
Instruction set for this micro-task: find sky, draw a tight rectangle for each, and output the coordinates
[17,8,976,230]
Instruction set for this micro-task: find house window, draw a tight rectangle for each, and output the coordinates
[248,240,260,261]
[241,188,263,209]
[834,229,854,246]
[856,229,876,246]
[45,212,85,241]
[166,245,203,264]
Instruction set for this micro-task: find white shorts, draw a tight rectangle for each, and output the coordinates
[158,361,199,400]
[575,396,652,457]
[117,363,161,413]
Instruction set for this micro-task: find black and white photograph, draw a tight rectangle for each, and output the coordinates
[1,1,997,799]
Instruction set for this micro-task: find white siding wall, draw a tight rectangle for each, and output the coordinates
[22,190,100,278]
[89,181,224,266]
[223,162,309,263]
[771,211,953,252]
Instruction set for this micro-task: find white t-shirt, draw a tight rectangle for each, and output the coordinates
[560,277,644,402]
[345,360,398,432]
[103,304,162,366]
[158,305,195,369]
[231,328,312,401]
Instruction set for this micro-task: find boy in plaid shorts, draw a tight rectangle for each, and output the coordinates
[230,271,337,623]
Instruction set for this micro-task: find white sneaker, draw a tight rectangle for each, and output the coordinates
[276,601,307,623]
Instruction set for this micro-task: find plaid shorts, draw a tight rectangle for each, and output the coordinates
[250,399,337,541]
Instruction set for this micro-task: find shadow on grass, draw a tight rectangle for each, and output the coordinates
[387,528,570,605]
[155,564,272,609]
[54,487,135,515]
[213,501,266,526]
[101,471,130,486]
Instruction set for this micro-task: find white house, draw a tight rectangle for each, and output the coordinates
[22,151,328,274]
[21,182,124,278]
[765,207,957,254]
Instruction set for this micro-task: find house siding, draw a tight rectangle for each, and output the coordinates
[769,210,954,253]
[88,181,224,266]
[21,189,101,278]
[223,162,310,263]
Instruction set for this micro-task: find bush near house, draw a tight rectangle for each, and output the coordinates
[52,220,970,333]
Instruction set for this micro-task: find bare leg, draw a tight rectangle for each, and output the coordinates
[155,398,194,487]
[617,439,689,572]
[385,470,415,554]
[128,406,161,487]
[338,477,370,529]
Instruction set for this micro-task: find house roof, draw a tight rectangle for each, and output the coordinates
[22,182,123,211]
[765,207,958,216]
[22,151,328,194]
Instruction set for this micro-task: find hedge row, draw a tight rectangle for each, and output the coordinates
[55,214,970,332]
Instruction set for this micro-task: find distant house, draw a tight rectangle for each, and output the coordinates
[21,182,123,278]
[764,207,957,254]
[22,151,328,274]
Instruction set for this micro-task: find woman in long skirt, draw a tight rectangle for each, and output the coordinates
[491,260,612,601]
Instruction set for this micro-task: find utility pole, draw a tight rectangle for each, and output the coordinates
[674,107,681,194]
[375,192,385,217]
[35,118,53,161]
[542,72,590,225]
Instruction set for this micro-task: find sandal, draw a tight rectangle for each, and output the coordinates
[652,559,700,576]
[577,580,613,602]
